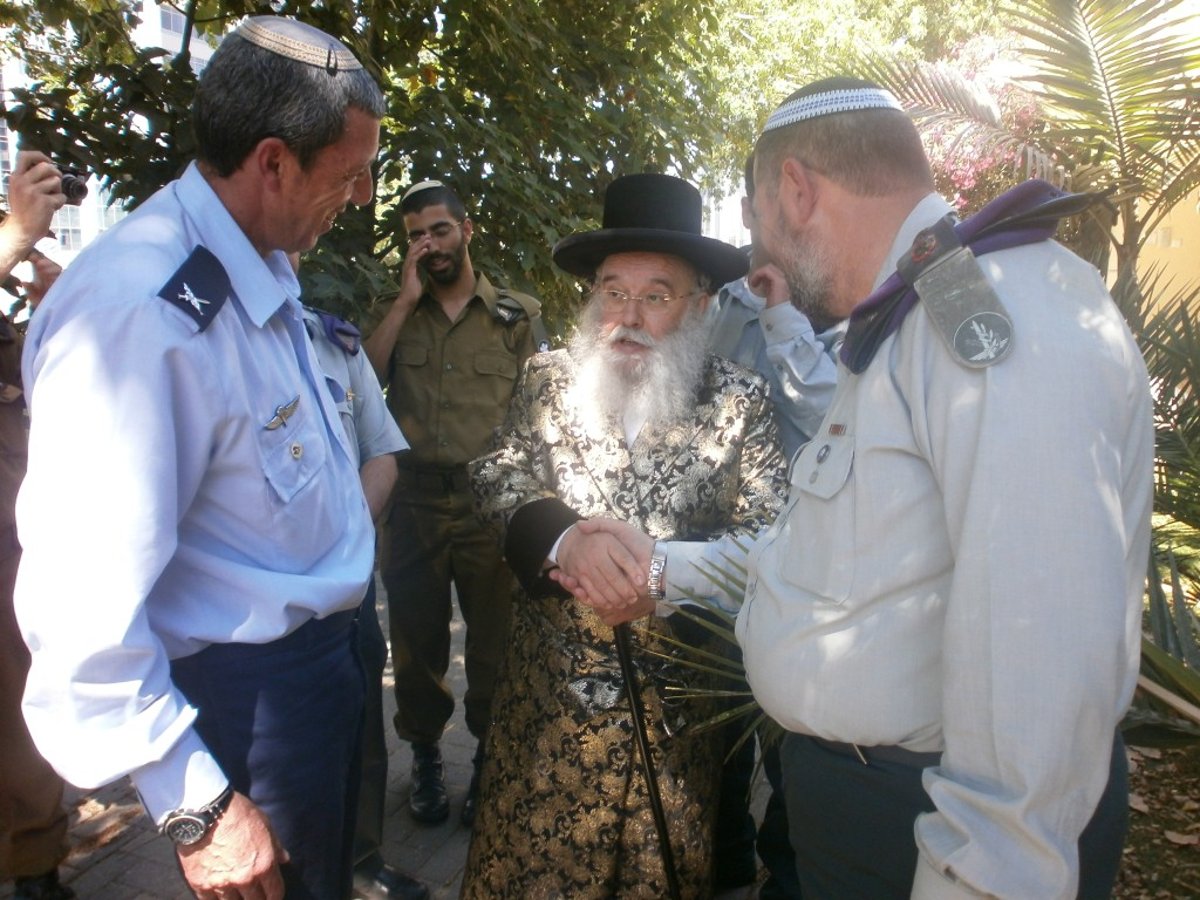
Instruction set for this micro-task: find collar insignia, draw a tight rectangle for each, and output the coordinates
[158,246,229,332]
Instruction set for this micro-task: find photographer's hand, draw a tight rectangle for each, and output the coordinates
[23,250,63,310]
[0,151,65,283]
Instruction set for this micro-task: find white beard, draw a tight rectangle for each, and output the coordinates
[567,297,711,439]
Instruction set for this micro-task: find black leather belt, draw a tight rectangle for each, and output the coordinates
[398,464,471,493]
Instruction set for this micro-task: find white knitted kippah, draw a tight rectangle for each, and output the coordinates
[401,180,446,202]
[763,87,903,133]
[235,16,362,72]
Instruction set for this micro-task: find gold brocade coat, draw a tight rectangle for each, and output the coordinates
[463,350,787,899]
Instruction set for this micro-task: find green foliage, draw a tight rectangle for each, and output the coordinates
[1132,271,1200,529]
[0,0,736,333]
[1114,266,1200,746]
[0,0,1010,331]
[860,0,1200,280]
[695,0,1002,197]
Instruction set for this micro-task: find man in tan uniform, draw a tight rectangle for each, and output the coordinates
[364,180,543,828]
[0,150,70,900]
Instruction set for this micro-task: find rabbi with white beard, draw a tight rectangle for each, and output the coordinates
[462,173,788,899]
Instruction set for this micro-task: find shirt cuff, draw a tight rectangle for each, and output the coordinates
[660,539,742,614]
[911,852,992,900]
[758,301,814,344]
[547,523,576,566]
[131,728,229,825]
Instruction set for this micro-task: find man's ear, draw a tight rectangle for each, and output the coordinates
[460,216,474,245]
[778,156,819,228]
[250,137,294,193]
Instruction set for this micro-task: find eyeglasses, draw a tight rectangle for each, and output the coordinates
[591,288,701,314]
[407,221,462,242]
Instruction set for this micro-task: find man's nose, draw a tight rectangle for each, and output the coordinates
[351,171,374,206]
[619,296,644,327]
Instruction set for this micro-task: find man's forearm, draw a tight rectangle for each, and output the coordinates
[359,452,398,522]
[362,299,413,380]
[0,222,39,285]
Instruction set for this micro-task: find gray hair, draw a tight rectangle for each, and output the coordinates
[192,32,386,177]
[755,88,933,199]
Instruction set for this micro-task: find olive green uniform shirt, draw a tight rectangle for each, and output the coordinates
[385,273,538,467]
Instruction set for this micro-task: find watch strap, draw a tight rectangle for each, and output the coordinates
[161,784,234,845]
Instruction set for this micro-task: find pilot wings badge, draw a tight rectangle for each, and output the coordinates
[264,395,301,430]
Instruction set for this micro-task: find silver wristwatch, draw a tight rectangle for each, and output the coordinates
[647,542,668,602]
[161,785,234,846]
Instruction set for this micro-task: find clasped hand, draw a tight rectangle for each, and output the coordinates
[550,518,658,626]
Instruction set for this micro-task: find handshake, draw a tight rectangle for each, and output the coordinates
[551,518,660,626]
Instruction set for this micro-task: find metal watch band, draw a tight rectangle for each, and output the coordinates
[161,784,234,846]
[647,542,667,602]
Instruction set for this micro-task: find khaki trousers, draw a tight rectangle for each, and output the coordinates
[380,472,514,744]
[0,534,69,879]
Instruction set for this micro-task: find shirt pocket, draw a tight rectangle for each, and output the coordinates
[395,343,428,368]
[776,434,855,604]
[473,351,518,380]
[259,402,329,505]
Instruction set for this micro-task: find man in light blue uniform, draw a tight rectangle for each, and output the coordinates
[300,300,428,900]
[15,17,386,900]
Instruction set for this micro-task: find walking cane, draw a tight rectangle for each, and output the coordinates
[614,622,683,900]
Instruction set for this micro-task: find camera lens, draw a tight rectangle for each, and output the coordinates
[60,172,89,204]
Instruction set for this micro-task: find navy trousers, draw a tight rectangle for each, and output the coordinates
[781,730,1127,899]
[353,580,389,870]
[171,608,365,899]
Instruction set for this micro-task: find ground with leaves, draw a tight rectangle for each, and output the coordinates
[1116,744,1200,897]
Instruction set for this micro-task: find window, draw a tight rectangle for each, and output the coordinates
[54,205,83,251]
[98,195,126,232]
[160,7,186,34]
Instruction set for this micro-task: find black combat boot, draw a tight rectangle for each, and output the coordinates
[408,741,449,824]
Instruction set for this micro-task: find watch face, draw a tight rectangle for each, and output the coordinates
[165,813,209,846]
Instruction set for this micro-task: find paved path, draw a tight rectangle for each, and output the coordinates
[2,580,767,898]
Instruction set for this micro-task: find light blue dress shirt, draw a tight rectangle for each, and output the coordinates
[303,308,408,466]
[707,278,842,459]
[15,163,376,823]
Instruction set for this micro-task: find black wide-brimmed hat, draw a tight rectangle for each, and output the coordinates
[552,173,748,287]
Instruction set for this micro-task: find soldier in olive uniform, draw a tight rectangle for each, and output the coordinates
[363,180,544,829]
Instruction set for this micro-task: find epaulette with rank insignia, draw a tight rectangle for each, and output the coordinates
[495,289,551,352]
[306,308,362,355]
[157,246,229,332]
[840,180,1103,374]
[897,216,1013,369]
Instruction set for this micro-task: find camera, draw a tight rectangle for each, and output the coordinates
[59,167,88,206]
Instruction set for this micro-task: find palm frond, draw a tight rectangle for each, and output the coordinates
[1003,0,1200,219]
[857,55,1065,184]
[1130,270,1200,528]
